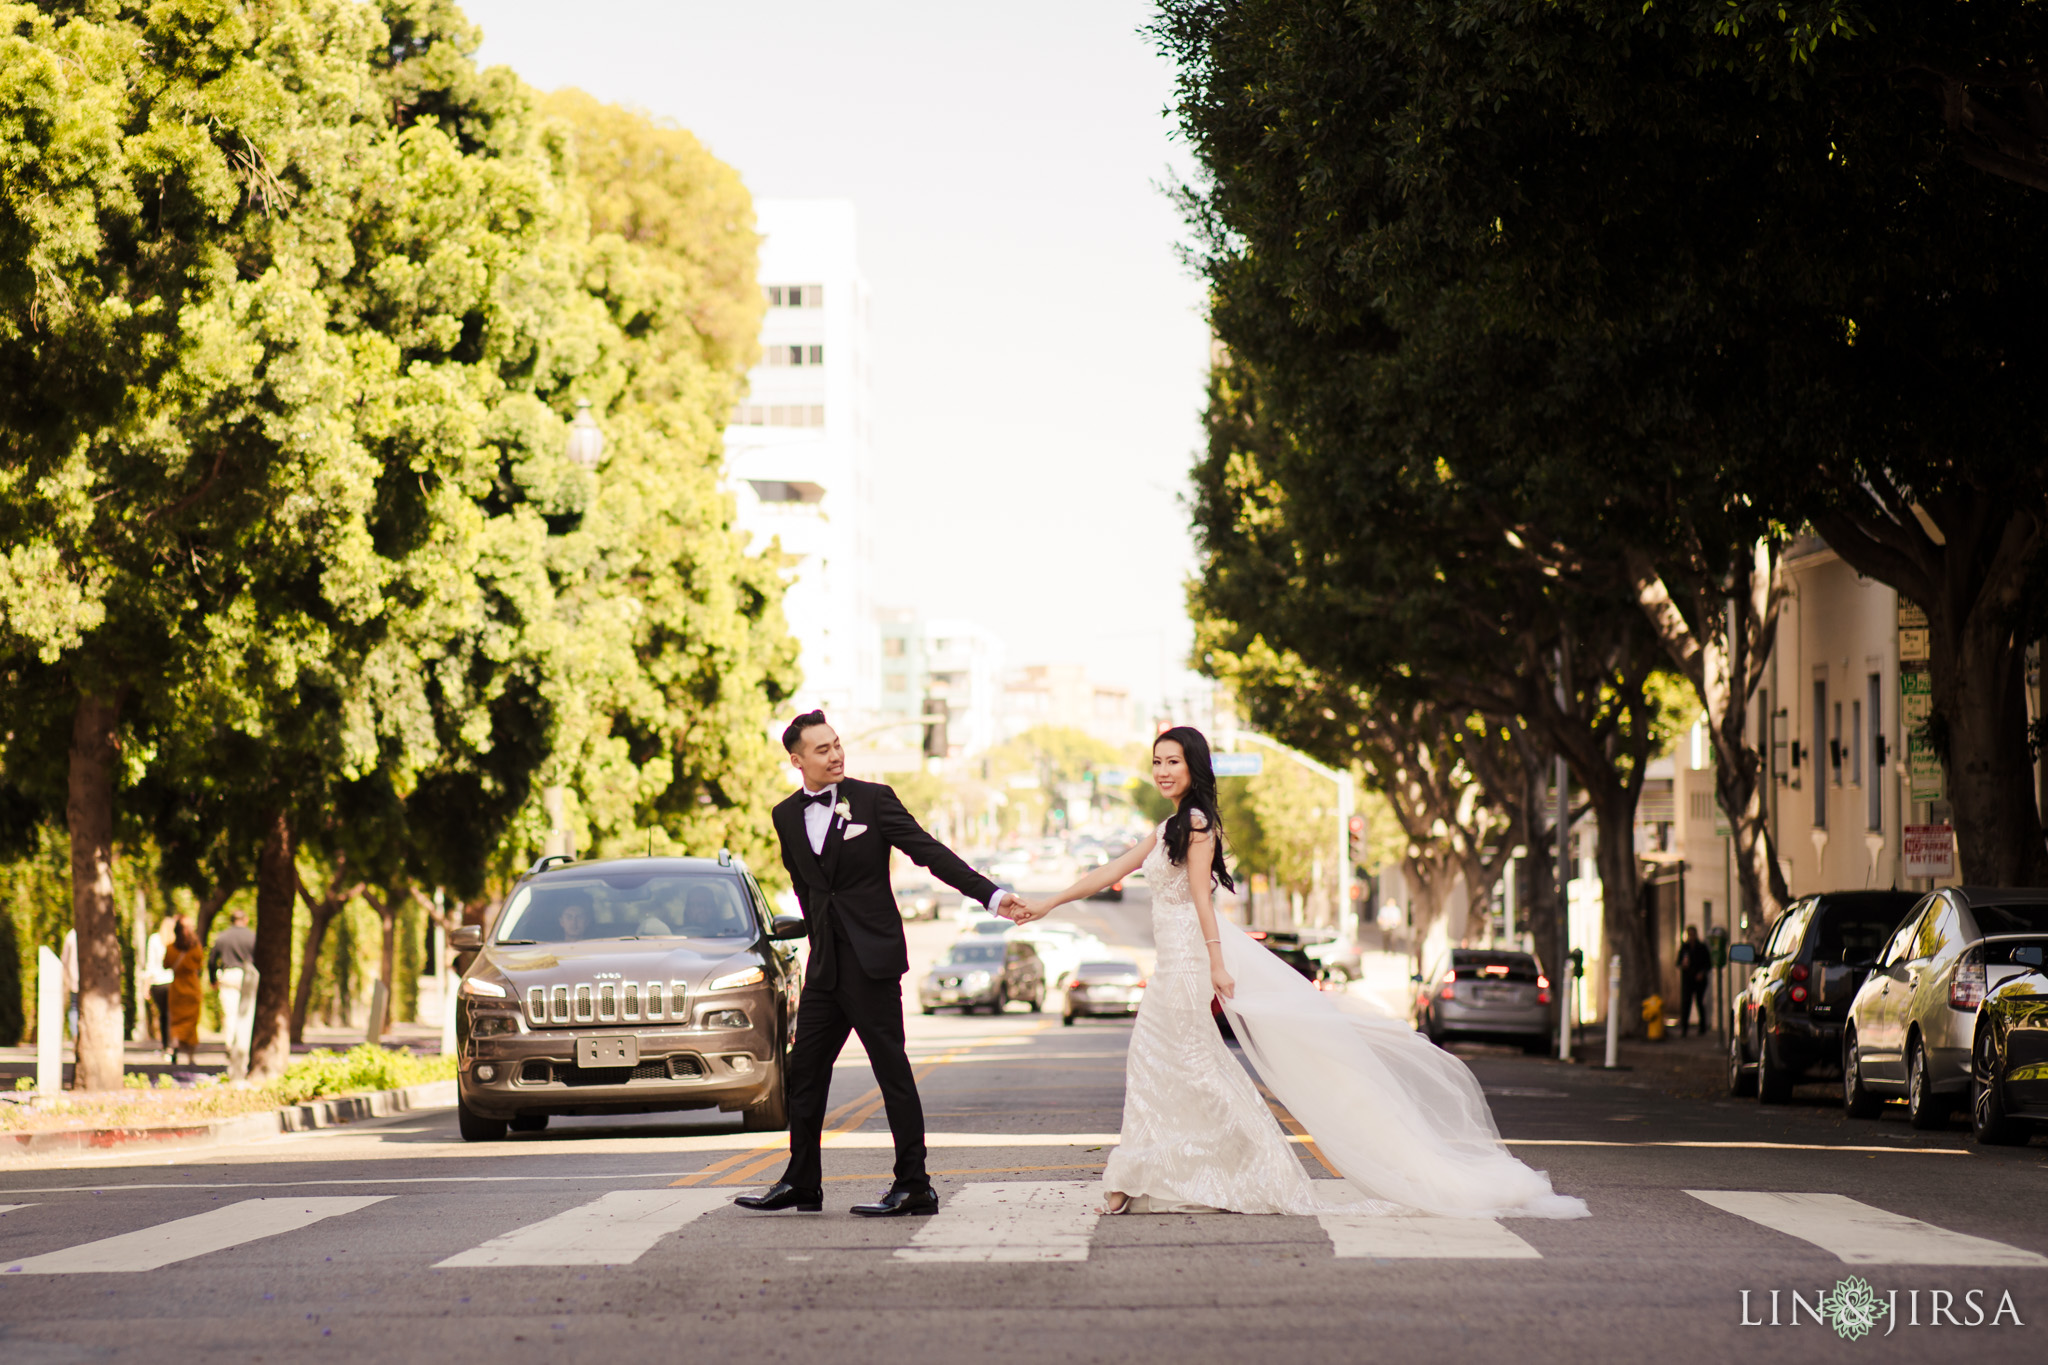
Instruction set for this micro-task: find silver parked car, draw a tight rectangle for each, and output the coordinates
[1412,948,1552,1053]
[1843,887,2048,1128]
[1062,959,1146,1025]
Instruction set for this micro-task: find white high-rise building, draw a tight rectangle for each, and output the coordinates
[727,200,876,721]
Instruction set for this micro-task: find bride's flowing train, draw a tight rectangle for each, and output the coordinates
[1101,822,1588,1220]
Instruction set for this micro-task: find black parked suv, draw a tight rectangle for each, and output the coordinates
[1727,890,1919,1103]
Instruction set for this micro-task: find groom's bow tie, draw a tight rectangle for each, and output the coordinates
[802,788,835,807]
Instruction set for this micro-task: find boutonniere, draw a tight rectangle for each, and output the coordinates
[833,800,852,823]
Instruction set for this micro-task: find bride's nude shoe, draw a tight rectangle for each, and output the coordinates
[1099,1192,1132,1216]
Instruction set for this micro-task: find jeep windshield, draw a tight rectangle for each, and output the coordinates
[494,873,758,944]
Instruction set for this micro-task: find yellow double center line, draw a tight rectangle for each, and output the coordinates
[671,1022,1058,1188]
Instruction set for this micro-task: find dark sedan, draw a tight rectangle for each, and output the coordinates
[1726,890,1919,1103]
[1966,936,2048,1145]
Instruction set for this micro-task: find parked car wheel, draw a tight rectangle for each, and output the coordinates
[921,1005,936,1016]
[1061,1008,1076,1026]
[1971,1031,2026,1146]
[1726,1032,1757,1098]
[1027,984,1043,1013]
[508,1112,549,1133]
[1756,1036,1794,1104]
[1906,1037,1950,1130]
[1842,1031,1882,1119]
[457,1093,507,1143]
[989,985,1009,1015]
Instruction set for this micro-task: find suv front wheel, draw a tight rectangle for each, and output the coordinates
[458,1092,507,1143]
[741,1045,789,1132]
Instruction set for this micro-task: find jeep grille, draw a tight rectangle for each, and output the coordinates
[526,979,689,1027]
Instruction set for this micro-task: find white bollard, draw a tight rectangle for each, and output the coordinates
[1604,953,1622,1070]
[365,979,390,1046]
[37,945,64,1094]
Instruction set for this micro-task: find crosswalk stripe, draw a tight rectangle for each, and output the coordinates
[0,1205,34,1215]
[1318,1212,1542,1260]
[1,1197,388,1274]
[1686,1191,2048,1267]
[894,1181,1100,1263]
[434,1189,732,1268]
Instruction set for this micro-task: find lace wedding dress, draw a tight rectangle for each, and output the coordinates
[1101,822,1587,1219]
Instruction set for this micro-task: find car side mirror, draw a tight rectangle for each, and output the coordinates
[1409,973,1424,983]
[2014,945,2045,968]
[449,925,483,951]
[770,914,809,941]
[1726,943,1756,965]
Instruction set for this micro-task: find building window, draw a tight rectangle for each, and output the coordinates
[1867,673,1883,831]
[765,284,825,308]
[1832,701,1844,785]
[884,672,908,694]
[1850,699,1863,787]
[883,638,906,658]
[745,479,825,504]
[1812,679,1828,829]
[732,404,826,428]
[759,344,825,367]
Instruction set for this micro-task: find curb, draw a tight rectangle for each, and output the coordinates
[0,1079,455,1163]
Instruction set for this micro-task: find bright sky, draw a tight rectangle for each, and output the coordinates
[465,0,1212,708]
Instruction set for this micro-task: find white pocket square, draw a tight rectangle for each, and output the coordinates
[843,823,868,839]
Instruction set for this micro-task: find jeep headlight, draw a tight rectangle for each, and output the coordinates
[710,966,766,990]
[459,977,508,999]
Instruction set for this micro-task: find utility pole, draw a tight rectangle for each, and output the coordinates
[1556,752,1572,1062]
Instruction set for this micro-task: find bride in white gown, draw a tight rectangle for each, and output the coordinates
[1010,726,1587,1221]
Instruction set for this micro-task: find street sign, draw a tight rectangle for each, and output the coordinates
[1904,823,1955,879]
[1900,664,1942,801]
[1212,752,1263,776]
[1095,768,1132,787]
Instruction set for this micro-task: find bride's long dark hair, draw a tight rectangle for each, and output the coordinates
[1157,726,1235,893]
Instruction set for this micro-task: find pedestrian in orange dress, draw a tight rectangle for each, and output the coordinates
[162,915,206,1067]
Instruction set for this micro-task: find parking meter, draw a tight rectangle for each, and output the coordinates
[1706,924,1728,969]
[1569,947,1584,978]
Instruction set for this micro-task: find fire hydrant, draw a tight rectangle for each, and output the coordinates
[1641,994,1665,1040]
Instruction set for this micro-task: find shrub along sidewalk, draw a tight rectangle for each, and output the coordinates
[1,1045,457,1143]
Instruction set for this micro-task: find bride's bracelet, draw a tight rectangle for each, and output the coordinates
[1205,937,1221,944]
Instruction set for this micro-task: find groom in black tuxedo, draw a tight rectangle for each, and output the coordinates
[736,710,1021,1217]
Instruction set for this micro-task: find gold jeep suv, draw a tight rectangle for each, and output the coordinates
[452,853,805,1142]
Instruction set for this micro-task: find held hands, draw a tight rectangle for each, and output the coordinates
[997,891,1046,924]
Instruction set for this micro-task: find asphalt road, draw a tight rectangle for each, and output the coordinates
[4,885,2047,1364]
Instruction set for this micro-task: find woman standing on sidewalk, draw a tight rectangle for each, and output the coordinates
[162,915,206,1067]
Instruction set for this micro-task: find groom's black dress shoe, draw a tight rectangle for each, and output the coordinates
[851,1185,939,1218]
[734,1183,823,1212]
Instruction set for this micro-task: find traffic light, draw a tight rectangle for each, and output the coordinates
[1569,947,1585,979]
[921,697,948,759]
[1347,813,1368,875]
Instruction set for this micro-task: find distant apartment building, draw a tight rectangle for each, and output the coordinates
[875,612,1005,760]
[1001,664,1145,749]
[726,200,877,719]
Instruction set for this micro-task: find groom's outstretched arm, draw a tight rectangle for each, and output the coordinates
[873,784,1002,909]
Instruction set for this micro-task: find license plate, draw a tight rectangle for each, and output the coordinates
[576,1035,640,1068]
[1475,986,1517,1005]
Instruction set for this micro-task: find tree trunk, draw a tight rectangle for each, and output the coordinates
[1589,782,1654,1039]
[1935,590,2046,884]
[1630,545,1792,927]
[248,811,297,1080]
[289,903,340,1044]
[370,890,400,1040]
[1815,500,2048,887]
[193,874,243,944]
[67,692,124,1091]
